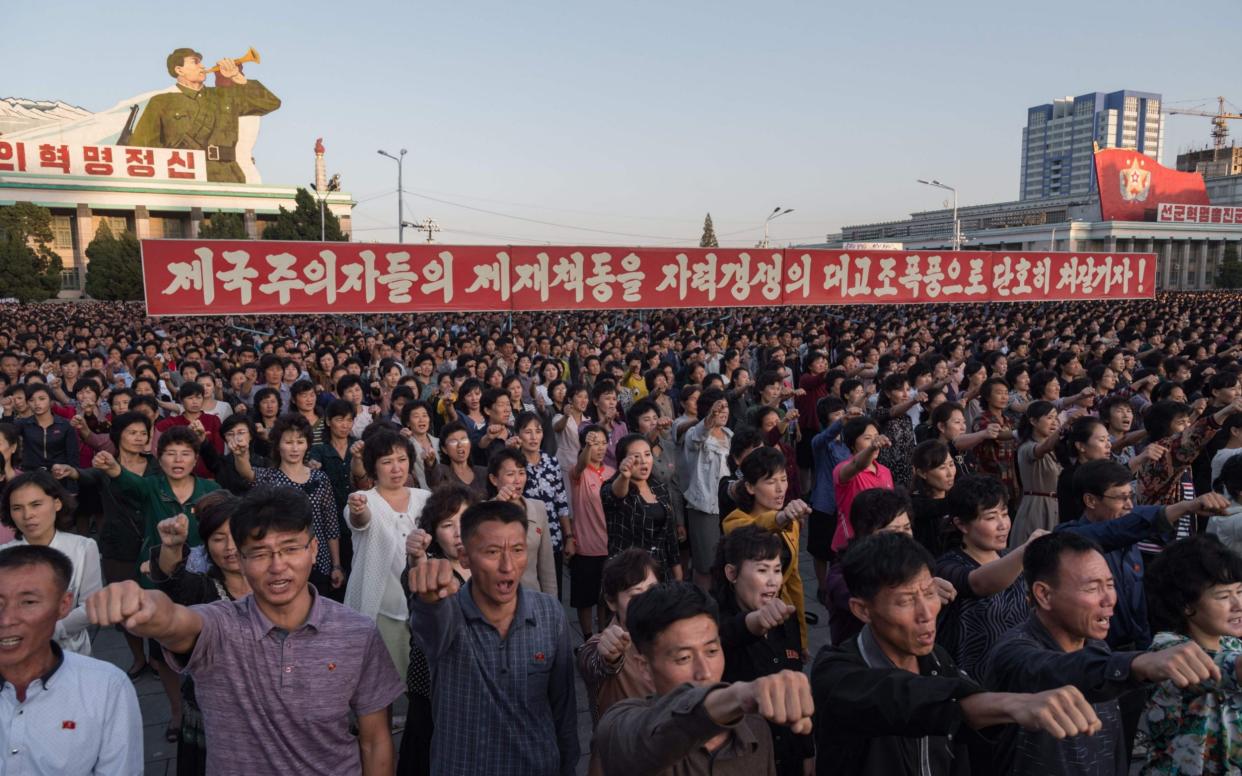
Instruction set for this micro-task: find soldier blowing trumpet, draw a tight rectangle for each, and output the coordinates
[125,47,281,183]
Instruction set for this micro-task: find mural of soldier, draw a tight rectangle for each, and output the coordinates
[126,48,280,183]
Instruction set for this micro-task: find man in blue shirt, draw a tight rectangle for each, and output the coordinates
[409,500,579,776]
[1056,460,1229,650]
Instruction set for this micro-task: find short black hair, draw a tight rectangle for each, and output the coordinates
[601,548,664,610]
[1146,534,1242,633]
[1219,454,1242,499]
[420,484,479,558]
[156,425,200,457]
[459,499,528,545]
[613,433,649,467]
[108,410,152,452]
[0,470,77,537]
[324,397,356,421]
[193,490,240,545]
[230,486,313,548]
[850,487,912,539]
[625,398,659,431]
[912,439,951,476]
[729,425,763,462]
[947,474,1007,522]
[1022,531,1103,590]
[841,531,934,601]
[290,379,316,399]
[711,524,782,596]
[734,446,786,512]
[268,413,313,451]
[0,544,72,593]
[361,428,412,480]
[626,581,719,657]
[1145,400,1192,442]
[1073,460,1131,502]
[696,388,727,422]
[177,381,205,400]
[842,416,875,451]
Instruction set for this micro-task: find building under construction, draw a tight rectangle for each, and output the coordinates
[1177,146,1242,179]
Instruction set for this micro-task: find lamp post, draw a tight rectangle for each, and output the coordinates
[759,206,794,248]
[377,148,408,242]
[916,179,959,251]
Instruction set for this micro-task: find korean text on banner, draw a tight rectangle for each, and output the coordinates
[140,240,1157,316]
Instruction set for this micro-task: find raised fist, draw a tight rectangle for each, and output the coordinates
[731,670,814,735]
[93,451,120,475]
[347,492,368,516]
[777,499,812,528]
[597,621,631,664]
[408,558,461,604]
[157,514,190,548]
[748,597,796,634]
[405,528,432,560]
[86,581,160,631]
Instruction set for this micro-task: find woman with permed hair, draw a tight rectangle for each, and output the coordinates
[1133,534,1242,772]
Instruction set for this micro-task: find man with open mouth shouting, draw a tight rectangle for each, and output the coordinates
[408,499,579,776]
[86,486,403,775]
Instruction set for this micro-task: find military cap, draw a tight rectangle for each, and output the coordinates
[166,48,204,77]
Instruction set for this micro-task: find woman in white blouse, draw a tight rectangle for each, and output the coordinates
[1,471,102,655]
[344,429,431,676]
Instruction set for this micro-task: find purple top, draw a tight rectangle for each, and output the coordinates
[166,588,403,775]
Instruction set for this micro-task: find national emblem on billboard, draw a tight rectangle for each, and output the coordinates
[1119,157,1151,203]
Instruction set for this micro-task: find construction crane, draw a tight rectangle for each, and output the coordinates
[1167,96,1242,150]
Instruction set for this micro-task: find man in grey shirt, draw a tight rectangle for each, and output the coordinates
[409,500,579,776]
[88,486,403,775]
[592,582,813,775]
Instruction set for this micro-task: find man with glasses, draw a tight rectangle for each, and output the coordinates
[86,486,403,775]
[1057,460,1230,650]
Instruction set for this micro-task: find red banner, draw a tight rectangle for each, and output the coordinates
[140,240,1157,316]
[1094,148,1209,222]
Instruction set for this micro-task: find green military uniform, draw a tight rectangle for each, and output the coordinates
[127,80,281,183]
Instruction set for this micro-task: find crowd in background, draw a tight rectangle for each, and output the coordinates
[2,294,1242,774]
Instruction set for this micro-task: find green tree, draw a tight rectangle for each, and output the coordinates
[0,203,65,301]
[1218,243,1242,289]
[262,188,346,241]
[699,212,719,248]
[84,222,143,300]
[198,211,249,239]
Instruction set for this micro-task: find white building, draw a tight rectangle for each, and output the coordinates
[0,170,353,297]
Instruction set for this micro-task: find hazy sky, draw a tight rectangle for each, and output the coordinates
[5,0,1240,246]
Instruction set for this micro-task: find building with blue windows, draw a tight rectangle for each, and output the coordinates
[1020,91,1163,201]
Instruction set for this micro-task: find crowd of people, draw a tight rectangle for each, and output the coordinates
[1,294,1242,774]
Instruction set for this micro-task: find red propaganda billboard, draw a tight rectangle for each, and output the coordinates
[1094,148,1210,222]
[140,240,1157,316]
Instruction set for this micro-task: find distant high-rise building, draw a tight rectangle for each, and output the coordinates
[1020,90,1163,201]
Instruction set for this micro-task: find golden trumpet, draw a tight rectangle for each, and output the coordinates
[206,47,260,73]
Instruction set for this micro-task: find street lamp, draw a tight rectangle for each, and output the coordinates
[377,148,408,242]
[759,206,794,248]
[916,179,960,251]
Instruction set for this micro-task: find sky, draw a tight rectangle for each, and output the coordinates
[4,0,1241,247]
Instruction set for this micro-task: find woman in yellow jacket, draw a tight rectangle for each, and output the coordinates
[722,445,812,653]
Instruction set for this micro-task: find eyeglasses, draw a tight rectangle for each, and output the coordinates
[1100,492,1134,505]
[240,539,312,566]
